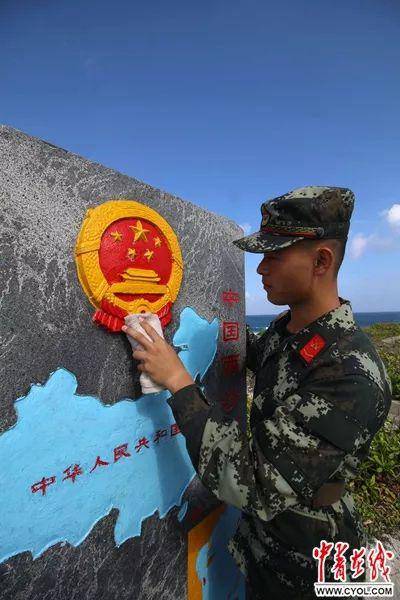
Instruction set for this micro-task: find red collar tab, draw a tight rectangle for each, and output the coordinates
[299,334,326,364]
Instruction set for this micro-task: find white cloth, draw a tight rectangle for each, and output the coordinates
[124,312,166,394]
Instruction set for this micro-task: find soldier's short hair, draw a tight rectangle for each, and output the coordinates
[298,237,347,276]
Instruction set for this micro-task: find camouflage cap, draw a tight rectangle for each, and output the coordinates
[233,186,355,253]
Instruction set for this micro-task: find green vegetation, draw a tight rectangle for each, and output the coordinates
[354,323,400,536]
[363,322,400,400]
[349,416,400,538]
[362,322,400,341]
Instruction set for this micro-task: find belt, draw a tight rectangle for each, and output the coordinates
[312,481,346,508]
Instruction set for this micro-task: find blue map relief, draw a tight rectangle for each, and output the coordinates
[0,307,220,563]
[196,506,245,600]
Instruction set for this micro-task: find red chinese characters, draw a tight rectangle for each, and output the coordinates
[170,423,180,436]
[31,476,56,496]
[313,540,395,583]
[222,290,240,305]
[221,353,240,375]
[63,464,83,483]
[30,423,182,497]
[312,540,335,583]
[221,388,240,413]
[90,456,110,472]
[114,443,131,462]
[135,437,150,452]
[367,541,394,582]
[349,546,366,579]
[153,429,167,444]
[332,542,349,582]
[222,321,239,342]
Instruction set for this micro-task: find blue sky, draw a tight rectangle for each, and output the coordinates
[1,0,399,314]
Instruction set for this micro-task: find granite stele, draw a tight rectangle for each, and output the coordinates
[0,125,246,600]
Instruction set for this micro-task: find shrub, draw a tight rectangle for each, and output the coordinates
[350,417,400,537]
[362,322,400,341]
[378,350,400,400]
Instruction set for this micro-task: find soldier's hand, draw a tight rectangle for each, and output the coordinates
[121,319,194,393]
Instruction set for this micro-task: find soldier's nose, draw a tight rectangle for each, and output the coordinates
[257,261,268,275]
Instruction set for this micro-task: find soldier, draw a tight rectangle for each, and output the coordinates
[122,186,392,599]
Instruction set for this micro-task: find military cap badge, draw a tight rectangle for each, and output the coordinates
[261,209,270,228]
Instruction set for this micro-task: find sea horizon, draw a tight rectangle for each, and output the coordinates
[246,311,400,333]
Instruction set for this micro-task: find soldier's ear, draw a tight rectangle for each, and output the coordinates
[314,247,334,274]
[313,250,323,267]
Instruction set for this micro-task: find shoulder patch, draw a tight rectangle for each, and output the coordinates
[299,334,326,364]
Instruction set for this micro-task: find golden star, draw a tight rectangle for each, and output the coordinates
[127,248,137,261]
[154,237,162,247]
[129,220,150,242]
[144,249,154,262]
[110,231,123,242]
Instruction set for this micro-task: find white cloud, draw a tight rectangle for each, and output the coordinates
[349,233,396,259]
[383,204,400,230]
[349,203,400,259]
[349,233,369,259]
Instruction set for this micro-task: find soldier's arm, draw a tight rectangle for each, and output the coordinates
[167,374,384,521]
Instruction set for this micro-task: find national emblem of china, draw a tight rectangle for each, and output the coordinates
[74,200,183,332]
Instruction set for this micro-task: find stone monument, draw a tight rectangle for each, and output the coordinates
[0,125,246,599]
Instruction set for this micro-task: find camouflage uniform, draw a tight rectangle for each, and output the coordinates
[167,187,392,598]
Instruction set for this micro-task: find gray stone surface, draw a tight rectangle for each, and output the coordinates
[0,125,246,599]
[363,536,400,600]
[383,534,400,600]
[389,400,400,424]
